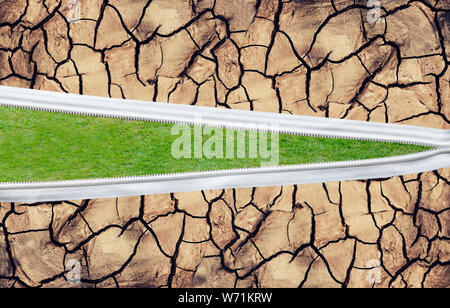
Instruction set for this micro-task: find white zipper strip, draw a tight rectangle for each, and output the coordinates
[0,150,448,202]
[0,86,449,202]
[1,86,449,146]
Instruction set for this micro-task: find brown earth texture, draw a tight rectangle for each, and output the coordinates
[0,0,449,288]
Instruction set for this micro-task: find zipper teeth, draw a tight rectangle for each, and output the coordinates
[0,149,440,186]
[0,103,439,186]
[0,102,436,146]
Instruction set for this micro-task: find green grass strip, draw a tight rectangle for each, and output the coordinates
[0,106,430,182]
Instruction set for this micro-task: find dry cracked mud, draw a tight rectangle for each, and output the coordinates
[0,0,449,288]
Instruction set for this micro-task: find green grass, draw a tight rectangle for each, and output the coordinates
[0,106,430,182]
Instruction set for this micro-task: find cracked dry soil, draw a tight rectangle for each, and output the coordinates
[0,0,449,288]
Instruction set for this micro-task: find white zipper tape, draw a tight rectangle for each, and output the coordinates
[1,149,448,202]
[0,86,449,202]
[1,86,449,147]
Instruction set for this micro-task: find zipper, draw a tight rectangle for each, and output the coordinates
[0,86,449,202]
